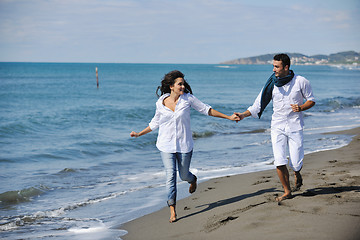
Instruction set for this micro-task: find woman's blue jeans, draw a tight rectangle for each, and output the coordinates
[160,151,196,206]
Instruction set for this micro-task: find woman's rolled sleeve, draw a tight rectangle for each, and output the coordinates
[148,109,160,130]
[189,94,212,116]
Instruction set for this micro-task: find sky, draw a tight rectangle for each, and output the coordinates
[0,0,359,64]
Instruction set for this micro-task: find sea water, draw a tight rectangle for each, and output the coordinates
[0,62,359,239]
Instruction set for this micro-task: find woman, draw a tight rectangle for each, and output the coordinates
[130,70,239,223]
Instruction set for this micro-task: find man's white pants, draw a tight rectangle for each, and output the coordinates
[271,128,304,172]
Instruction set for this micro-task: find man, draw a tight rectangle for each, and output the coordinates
[236,53,315,202]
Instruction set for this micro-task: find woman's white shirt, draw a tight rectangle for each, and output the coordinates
[149,93,211,153]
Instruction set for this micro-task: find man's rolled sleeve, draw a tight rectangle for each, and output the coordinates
[247,91,262,118]
[301,77,316,102]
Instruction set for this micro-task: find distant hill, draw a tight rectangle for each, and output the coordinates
[221,51,360,65]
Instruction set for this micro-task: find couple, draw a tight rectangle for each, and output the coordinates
[130,54,315,223]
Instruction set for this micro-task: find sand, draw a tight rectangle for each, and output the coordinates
[121,127,360,240]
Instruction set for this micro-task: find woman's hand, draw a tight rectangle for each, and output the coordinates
[130,126,152,138]
[209,108,241,122]
[130,131,139,138]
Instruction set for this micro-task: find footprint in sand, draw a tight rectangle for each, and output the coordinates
[204,187,215,192]
[253,179,270,185]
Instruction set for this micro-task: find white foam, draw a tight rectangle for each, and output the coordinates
[68,226,107,234]
[66,224,127,240]
[305,124,360,133]
[190,161,275,181]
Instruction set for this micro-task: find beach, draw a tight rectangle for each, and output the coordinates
[121,127,360,240]
[1,63,359,239]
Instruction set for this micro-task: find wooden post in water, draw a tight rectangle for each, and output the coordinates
[96,67,99,88]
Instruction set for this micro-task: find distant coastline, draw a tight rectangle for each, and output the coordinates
[220,51,360,66]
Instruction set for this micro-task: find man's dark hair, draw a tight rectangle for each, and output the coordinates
[274,54,291,68]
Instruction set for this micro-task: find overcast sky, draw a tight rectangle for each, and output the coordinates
[0,0,359,63]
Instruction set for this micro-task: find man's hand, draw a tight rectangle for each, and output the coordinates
[291,101,315,113]
[290,104,301,112]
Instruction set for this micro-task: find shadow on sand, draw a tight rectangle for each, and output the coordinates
[178,188,277,221]
[301,185,360,197]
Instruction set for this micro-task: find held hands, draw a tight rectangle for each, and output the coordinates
[233,112,246,123]
[229,113,241,122]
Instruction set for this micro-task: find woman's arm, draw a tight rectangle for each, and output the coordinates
[131,104,159,138]
[130,126,152,138]
[188,94,239,121]
[208,108,240,121]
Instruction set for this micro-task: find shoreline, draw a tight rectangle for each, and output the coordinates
[120,127,360,240]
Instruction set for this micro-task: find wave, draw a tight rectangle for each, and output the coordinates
[32,153,69,160]
[192,131,215,139]
[58,168,77,173]
[189,160,275,182]
[0,158,14,163]
[317,96,360,112]
[0,121,33,136]
[0,189,134,232]
[305,124,360,133]
[238,128,269,134]
[192,128,269,139]
[0,186,48,205]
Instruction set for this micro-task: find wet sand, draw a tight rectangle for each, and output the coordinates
[121,127,360,240]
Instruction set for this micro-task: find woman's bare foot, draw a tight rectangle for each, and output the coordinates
[169,214,177,223]
[189,176,197,194]
[169,205,177,223]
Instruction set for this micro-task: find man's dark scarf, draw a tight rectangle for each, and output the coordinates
[258,70,295,118]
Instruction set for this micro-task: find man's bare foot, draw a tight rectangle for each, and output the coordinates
[292,172,303,192]
[189,176,197,194]
[275,193,293,202]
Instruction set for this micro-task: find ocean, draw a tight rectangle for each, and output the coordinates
[0,62,359,239]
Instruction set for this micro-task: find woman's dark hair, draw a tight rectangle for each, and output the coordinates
[273,53,291,68]
[156,70,193,97]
